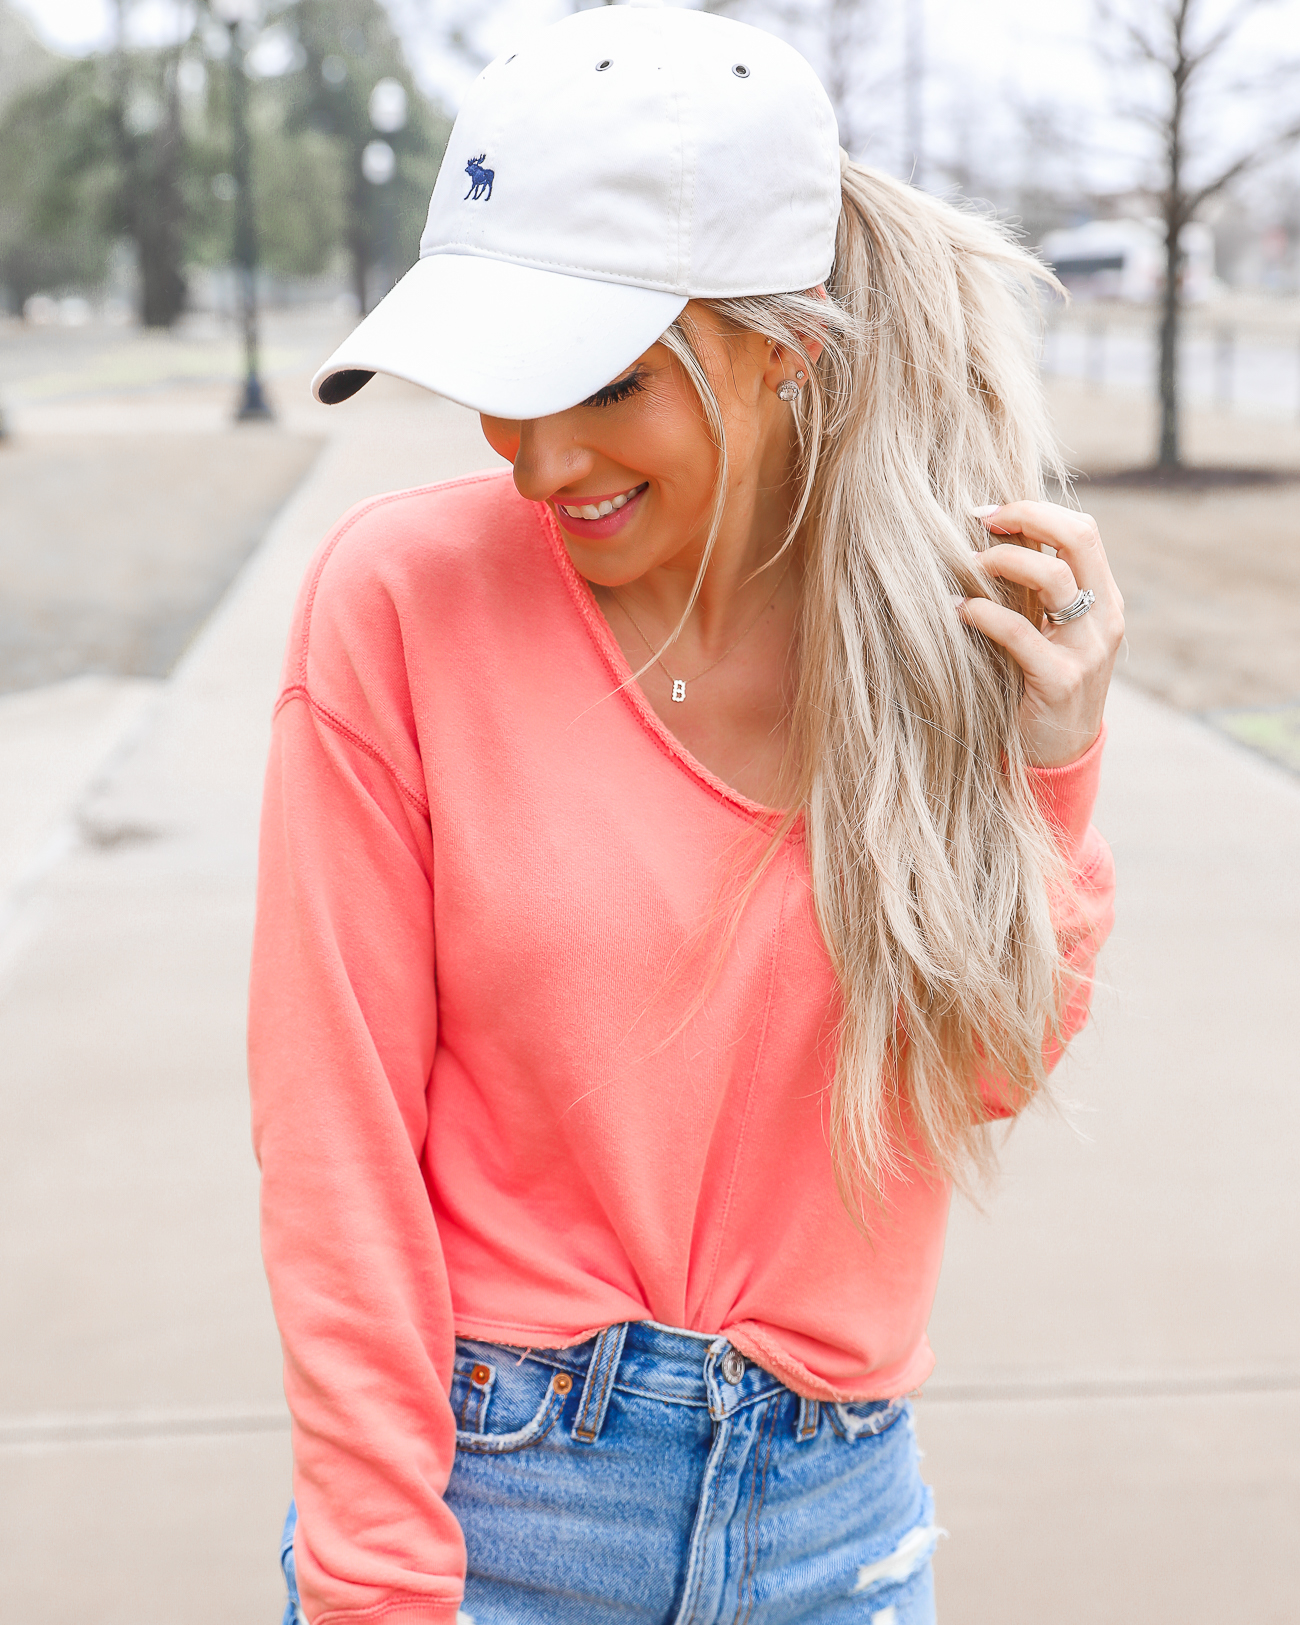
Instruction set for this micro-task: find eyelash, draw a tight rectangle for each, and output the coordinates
[584,370,648,408]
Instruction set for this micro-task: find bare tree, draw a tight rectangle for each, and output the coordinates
[710,0,891,160]
[402,0,896,163]
[109,0,190,326]
[391,0,614,96]
[1098,0,1300,468]
[818,0,877,158]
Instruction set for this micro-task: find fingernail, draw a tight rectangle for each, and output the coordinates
[949,593,967,610]
[970,504,1001,518]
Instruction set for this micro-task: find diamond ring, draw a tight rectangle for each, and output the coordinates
[1043,588,1096,626]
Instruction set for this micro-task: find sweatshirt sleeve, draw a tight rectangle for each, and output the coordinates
[979,725,1116,1119]
[248,678,464,1620]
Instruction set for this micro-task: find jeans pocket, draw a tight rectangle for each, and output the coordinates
[452,1345,574,1456]
[829,1395,909,1441]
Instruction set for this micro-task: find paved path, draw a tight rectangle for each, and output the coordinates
[1,379,1296,1624]
[924,679,1300,1623]
[0,378,503,1625]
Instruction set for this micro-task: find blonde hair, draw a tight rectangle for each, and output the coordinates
[660,160,1075,1204]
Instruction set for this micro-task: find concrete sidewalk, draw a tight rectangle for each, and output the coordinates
[1,385,1296,1624]
[0,379,504,1625]
[924,683,1300,1621]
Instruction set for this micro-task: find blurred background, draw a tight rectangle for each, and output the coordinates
[0,2,1296,1622]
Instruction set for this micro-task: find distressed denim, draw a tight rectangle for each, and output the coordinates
[281,1320,938,1624]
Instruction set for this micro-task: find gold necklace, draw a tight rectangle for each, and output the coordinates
[610,559,793,703]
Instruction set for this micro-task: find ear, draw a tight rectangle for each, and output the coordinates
[760,338,824,394]
[761,286,828,391]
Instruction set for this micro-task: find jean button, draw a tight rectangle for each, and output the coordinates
[721,1348,746,1384]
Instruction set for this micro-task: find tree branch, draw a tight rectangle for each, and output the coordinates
[1096,0,1174,71]
[1113,100,1177,134]
[1183,0,1274,79]
[1183,117,1300,214]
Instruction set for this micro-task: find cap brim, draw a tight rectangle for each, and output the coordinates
[312,255,687,419]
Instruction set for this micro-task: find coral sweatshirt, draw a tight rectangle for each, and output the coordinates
[248,471,1115,1625]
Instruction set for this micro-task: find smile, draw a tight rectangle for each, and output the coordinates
[557,483,648,520]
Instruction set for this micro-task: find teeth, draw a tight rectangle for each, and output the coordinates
[559,483,645,520]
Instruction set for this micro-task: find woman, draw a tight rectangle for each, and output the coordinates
[250,8,1120,1625]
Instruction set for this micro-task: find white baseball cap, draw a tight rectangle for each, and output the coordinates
[311,3,841,420]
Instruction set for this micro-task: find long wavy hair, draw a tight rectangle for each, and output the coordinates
[656,158,1074,1205]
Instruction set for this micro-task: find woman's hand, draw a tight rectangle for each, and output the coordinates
[960,501,1126,769]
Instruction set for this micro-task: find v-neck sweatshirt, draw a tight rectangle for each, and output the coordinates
[248,471,1115,1625]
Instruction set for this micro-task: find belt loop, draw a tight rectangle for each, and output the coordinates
[795,1396,820,1441]
[571,1322,628,1444]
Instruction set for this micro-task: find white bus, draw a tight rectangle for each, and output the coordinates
[1039,218,1216,304]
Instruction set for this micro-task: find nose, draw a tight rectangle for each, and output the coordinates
[510,414,594,505]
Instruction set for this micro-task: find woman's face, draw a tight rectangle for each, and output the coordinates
[479,302,806,587]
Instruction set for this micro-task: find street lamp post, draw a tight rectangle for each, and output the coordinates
[214,0,273,421]
[364,77,407,304]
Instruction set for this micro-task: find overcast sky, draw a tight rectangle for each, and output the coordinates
[14,0,1300,202]
[13,0,1105,91]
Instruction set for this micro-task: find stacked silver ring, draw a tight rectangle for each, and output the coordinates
[1043,588,1096,625]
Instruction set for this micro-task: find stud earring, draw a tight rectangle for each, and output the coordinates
[777,379,800,402]
[795,369,806,381]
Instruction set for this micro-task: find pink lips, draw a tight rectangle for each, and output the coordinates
[550,483,648,541]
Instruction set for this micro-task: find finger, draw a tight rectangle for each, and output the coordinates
[958,595,1072,683]
[971,544,1081,619]
[977,502,1123,613]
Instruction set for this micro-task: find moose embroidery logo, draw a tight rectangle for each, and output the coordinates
[463,154,494,200]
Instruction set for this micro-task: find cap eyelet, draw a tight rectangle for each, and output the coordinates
[596,58,612,71]
[732,63,750,78]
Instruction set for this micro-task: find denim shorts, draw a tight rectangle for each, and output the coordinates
[281,1319,939,1624]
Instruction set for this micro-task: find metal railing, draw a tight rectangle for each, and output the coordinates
[1041,302,1300,420]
